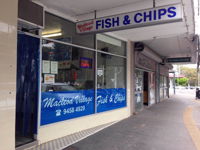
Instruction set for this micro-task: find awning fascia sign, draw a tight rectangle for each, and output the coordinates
[167,57,191,63]
[76,3,183,34]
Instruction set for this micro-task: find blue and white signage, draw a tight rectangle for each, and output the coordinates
[40,88,126,125]
[40,90,95,125]
[97,88,126,113]
[76,4,182,34]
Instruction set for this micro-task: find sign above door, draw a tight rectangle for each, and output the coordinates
[76,4,182,34]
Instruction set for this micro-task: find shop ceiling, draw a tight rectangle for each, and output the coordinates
[34,0,196,63]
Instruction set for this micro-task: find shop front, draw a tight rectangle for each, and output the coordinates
[135,51,156,111]
[16,12,129,146]
[0,1,194,149]
[159,65,169,101]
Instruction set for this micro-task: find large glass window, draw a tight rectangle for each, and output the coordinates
[97,53,126,89]
[40,13,127,125]
[97,53,126,112]
[40,39,95,125]
[41,39,95,91]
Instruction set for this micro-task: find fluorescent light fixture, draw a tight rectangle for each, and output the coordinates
[42,32,62,38]
[42,42,55,49]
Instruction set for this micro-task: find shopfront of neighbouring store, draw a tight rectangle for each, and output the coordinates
[16,10,129,147]
[134,51,157,112]
[159,65,170,101]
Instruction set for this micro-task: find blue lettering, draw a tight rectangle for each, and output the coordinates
[134,13,143,23]
[168,7,176,18]
[96,20,102,30]
[123,15,131,25]
[102,19,105,29]
[153,10,157,20]
[158,8,167,19]
[112,17,119,27]
[105,18,112,28]
[144,11,152,22]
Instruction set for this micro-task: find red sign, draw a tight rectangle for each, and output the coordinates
[80,57,92,68]
[76,20,94,33]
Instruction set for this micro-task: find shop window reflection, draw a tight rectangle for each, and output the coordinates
[97,53,126,89]
[41,40,95,92]
[42,12,95,49]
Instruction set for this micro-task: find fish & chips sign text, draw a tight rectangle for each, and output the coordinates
[76,4,182,34]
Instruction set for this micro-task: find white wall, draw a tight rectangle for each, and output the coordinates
[38,108,129,143]
[0,0,18,150]
[126,41,135,115]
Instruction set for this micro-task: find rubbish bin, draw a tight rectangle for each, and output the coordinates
[196,88,200,99]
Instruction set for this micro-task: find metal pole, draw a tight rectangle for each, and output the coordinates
[94,10,97,113]
[197,37,198,87]
[197,72,198,87]
[173,72,176,94]
[153,0,156,8]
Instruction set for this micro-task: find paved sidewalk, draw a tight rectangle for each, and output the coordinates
[193,101,200,129]
[64,93,200,150]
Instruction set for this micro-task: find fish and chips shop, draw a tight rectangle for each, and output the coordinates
[16,9,128,145]
[14,1,176,147]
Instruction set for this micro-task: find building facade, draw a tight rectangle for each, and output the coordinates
[0,0,196,149]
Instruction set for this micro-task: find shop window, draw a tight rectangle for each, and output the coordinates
[160,75,164,99]
[40,39,95,125]
[97,34,126,56]
[42,40,95,91]
[97,53,126,112]
[40,13,127,124]
[42,12,95,49]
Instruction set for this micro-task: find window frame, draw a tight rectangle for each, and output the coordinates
[39,12,128,126]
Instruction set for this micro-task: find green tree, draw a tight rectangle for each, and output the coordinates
[175,77,189,86]
[179,66,197,86]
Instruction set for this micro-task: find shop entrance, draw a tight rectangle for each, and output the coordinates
[143,72,149,105]
[135,69,144,111]
[15,33,40,147]
[135,69,155,110]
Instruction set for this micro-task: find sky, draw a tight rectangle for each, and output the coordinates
[173,64,197,70]
[181,64,197,68]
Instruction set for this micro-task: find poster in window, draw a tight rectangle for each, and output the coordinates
[97,68,104,76]
[80,57,92,68]
[43,60,50,73]
[44,74,55,84]
[51,61,58,74]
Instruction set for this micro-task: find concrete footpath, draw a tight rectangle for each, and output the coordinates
[64,91,200,150]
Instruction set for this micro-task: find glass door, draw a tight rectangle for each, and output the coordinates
[135,69,143,111]
[149,72,156,105]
